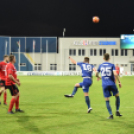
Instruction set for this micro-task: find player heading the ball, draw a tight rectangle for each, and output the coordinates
[64,57,96,113]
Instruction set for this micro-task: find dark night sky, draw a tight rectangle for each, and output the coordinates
[0,0,134,37]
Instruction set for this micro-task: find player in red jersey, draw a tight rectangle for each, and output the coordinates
[115,64,120,76]
[115,64,120,83]
[6,55,24,114]
[0,55,9,105]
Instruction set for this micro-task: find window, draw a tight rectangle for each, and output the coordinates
[69,49,71,55]
[121,49,124,56]
[78,49,85,56]
[125,50,127,56]
[103,49,106,55]
[100,49,102,56]
[90,49,93,56]
[69,64,76,71]
[50,64,57,70]
[78,49,81,56]
[74,49,76,55]
[111,49,118,56]
[133,50,134,56]
[69,49,76,56]
[82,49,85,56]
[94,49,97,56]
[115,49,118,56]
[121,49,127,56]
[90,49,97,56]
[100,49,106,56]
[111,49,114,56]
[20,63,26,67]
[34,64,42,71]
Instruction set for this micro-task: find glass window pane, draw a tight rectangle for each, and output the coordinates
[121,49,124,56]
[74,49,76,56]
[69,49,71,55]
[82,49,85,56]
[103,49,106,55]
[78,49,81,56]
[90,49,93,56]
[125,50,127,56]
[100,49,102,56]
[115,49,118,56]
[94,49,97,56]
[111,49,114,56]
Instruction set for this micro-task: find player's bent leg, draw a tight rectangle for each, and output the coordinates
[115,93,122,117]
[64,83,82,98]
[105,97,113,119]
[71,83,81,95]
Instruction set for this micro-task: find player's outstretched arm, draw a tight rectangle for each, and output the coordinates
[95,72,101,81]
[69,57,76,64]
[113,71,121,88]
[8,74,20,86]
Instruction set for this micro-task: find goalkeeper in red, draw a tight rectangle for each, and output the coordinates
[6,55,24,114]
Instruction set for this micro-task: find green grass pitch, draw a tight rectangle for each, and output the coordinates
[0,76,134,134]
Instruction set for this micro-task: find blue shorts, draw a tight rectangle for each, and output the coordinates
[102,85,119,98]
[79,78,92,93]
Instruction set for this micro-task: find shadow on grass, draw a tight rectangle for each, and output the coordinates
[16,113,43,134]
[93,114,134,130]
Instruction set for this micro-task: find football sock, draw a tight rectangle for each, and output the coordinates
[85,96,90,109]
[4,92,7,104]
[15,96,19,110]
[116,96,120,111]
[106,101,112,115]
[8,98,16,112]
[71,87,78,95]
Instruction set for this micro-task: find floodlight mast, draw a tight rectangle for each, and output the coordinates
[63,28,66,37]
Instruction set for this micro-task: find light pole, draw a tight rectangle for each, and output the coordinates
[63,28,66,37]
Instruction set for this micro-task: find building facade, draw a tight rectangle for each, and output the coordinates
[28,37,134,72]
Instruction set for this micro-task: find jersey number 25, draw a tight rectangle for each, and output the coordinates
[101,67,112,76]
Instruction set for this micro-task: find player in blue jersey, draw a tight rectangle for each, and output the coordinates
[96,53,122,119]
[64,57,96,113]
